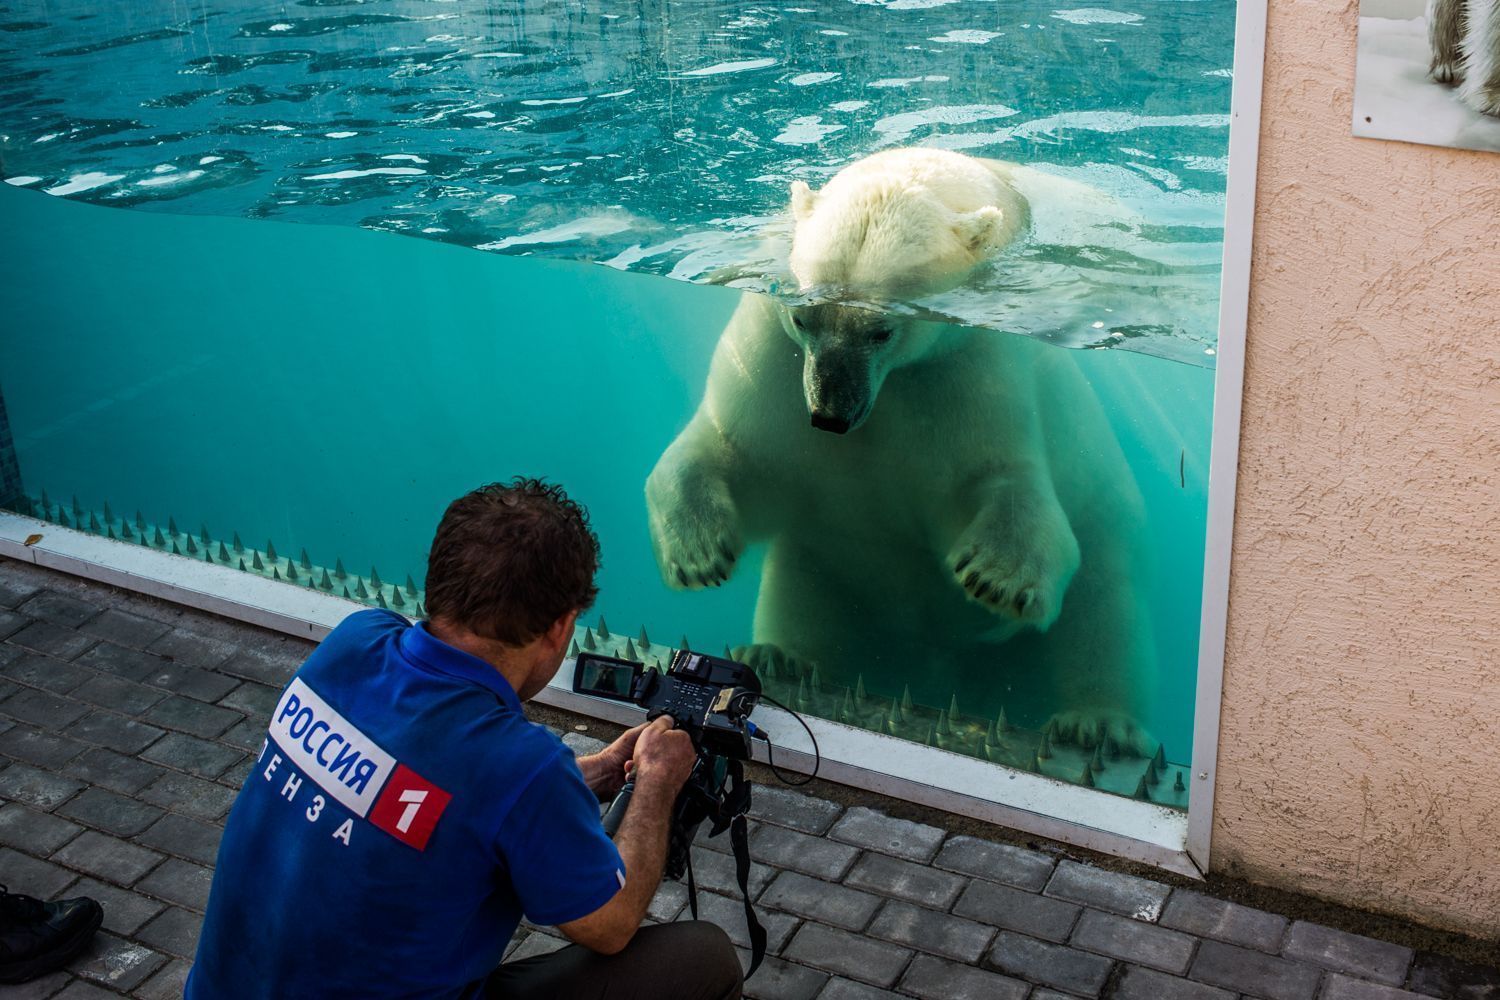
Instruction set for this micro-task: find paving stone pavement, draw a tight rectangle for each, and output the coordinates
[1,557,1498,1000]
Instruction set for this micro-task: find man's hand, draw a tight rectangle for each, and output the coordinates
[556,716,696,956]
[576,723,649,800]
[630,716,697,792]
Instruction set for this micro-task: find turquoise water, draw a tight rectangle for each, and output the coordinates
[0,0,1236,806]
[0,0,1234,365]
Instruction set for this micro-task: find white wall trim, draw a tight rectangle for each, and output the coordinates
[0,511,1198,877]
[1185,0,1270,871]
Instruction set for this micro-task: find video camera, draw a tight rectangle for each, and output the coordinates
[573,649,762,880]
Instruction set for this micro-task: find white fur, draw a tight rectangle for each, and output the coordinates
[1429,0,1500,115]
[1458,0,1500,115]
[788,148,1031,301]
[646,148,1157,753]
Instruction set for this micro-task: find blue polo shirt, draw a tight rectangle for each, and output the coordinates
[187,609,625,1000]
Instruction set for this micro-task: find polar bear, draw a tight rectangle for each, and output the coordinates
[646,148,1158,756]
[1429,0,1500,116]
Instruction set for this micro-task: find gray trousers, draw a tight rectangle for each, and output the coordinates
[486,921,743,999]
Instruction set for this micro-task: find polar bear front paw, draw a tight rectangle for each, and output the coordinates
[1049,708,1156,759]
[646,475,744,590]
[948,513,1079,630]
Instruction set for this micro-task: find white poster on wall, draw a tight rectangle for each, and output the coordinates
[1353,0,1500,151]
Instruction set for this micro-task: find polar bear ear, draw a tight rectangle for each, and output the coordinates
[955,206,1005,252]
[790,181,818,222]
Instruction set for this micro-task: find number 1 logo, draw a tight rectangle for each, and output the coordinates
[369,765,451,850]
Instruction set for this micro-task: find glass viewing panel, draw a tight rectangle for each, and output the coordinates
[0,0,1238,815]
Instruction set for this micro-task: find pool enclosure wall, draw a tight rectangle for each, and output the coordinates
[0,0,1271,879]
[1206,0,1500,940]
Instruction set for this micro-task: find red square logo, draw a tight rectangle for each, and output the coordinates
[369,764,452,851]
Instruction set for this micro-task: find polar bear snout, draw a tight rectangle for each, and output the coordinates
[810,411,852,434]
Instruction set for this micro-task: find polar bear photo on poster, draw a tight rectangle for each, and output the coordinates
[645,147,1159,757]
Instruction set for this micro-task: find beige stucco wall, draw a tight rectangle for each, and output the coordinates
[1212,0,1500,938]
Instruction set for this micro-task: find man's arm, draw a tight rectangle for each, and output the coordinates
[556,717,695,954]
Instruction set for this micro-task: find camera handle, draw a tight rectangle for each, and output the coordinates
[600,780,634,838]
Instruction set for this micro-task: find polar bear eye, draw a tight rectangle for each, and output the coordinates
[870,327,893,344]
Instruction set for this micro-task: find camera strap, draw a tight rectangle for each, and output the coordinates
[682,758,766,977]
[722,759,767,976]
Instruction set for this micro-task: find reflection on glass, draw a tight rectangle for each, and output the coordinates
[0,0,1231,811]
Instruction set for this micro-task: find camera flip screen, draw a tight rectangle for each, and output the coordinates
[573,654,641,701]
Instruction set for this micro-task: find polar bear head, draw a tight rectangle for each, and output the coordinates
[779,149,1018,434]
[775,301,951,434]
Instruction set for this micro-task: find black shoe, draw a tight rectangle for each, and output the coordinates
[0,884,104,984]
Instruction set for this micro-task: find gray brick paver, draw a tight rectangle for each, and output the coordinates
[52,830,166,887]
[867,898,994,963]
[782,923,912,988]
[0,724,86,768]
[55,876,167,937]
[932,834,1056,892]
[0,761,86,810]
[828,807,945,863]
[56,787,167,837]
[78,608,172,650]
[815,978,903,999]
[1115,963,1237,1000]
[136,812,223,867]
[761,870,883,931]
[750,785,845,835]
[139,732,243,779]
[216,679,282,717]
[0,608,28,641]
[140,695,242,739]
[219,646,303,686]
[5,969,71,998]
[0,802,86,853]
[138,770,238,821]
[74,643,167,683]
[145,628,241,669]
[1190,938,1324,1000]
[68,931,167,991]
[2,652,95,694]
[135,858,214,912]
[692,890,800,953]
[138,661,242,704]
[1319,973,1429,999]
[844,851,966,910]
[737,951,827,1000]
[66,710,167,756]
[55,980,121,1000]
[689,843,776,899]
[987,930,1114,997]
[7,620,97,660]
[1,687,91,730]
[1162,889,1289,952]
[751,821,860,881]
[1283,920,1413,987]
[0,846,84,898]
[135,905,203,959]
[132,958,193,1000]
[899,952,1029,1000]
[67,674,169,716]
[1045,859,1171,921]
[953,876,1081,942]
[1071,906,1197,975]
[16,590,102,629]
[64,748,169,794]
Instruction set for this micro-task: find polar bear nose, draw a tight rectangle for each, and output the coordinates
[810,412,850,434]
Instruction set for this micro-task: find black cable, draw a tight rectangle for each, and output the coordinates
[753,693,820,786]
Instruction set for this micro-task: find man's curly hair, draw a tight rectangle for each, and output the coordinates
[423,478,600,645]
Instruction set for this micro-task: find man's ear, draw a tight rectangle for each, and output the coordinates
[955,205,1004,251]
[551,609,580,651]
[790,180,818,222]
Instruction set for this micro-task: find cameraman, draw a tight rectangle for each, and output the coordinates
[188,479,743,1000]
